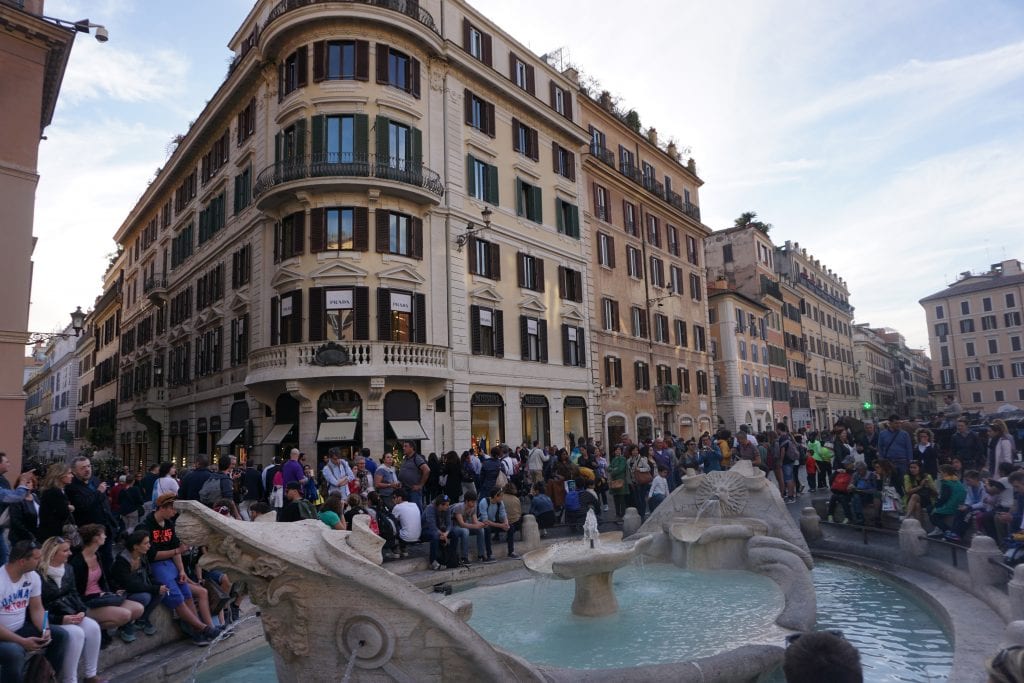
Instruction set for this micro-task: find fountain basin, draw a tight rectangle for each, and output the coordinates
[668,517,768,570]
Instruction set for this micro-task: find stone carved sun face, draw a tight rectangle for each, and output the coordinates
[694,471,748,517]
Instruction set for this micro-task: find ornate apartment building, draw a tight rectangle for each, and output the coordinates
[581,97,713,444]
[107,0,599,468]
[853,324,896,420]
[920,258,1024,415]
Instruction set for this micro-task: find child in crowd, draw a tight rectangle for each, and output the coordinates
[929,464,967,540]
[950,470,986,540]
[826,457,855,523]
[648,467,669,512]
[804,453,817,493]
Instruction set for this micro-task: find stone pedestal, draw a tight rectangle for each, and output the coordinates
[571,572,617,617]
[898,518,927,558]
[799,507,822,542]
[520,514,541,552]
[967,535,1007,587]
[622,507,642,537]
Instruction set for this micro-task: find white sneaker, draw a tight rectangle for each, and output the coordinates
[430,561,442,571]
[602,504,609,511]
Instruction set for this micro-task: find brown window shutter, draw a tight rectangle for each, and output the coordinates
[516,252,525,287]
[615,358,622,387]
[538,319,548,362]
[462,18,471,52]
[558,266,566,299]
[562,324,570,365]
[411,217,423,259]
[297,45,308,88]
[467,236,478,273]
[567,151,576,181]
[604,356,611,386]
[309,208,325,253]
[356,41,369,80]
[411,58,421,98]
[564,92,573,120]
[270,296,279,346]
[574,271,583,303]
[489,242,501,280]
[608,235,616,268]
[526,65,535,95]
[353,287,369,339]
[530,129,539,160]
[536,258,545,292]
[511,118,520,152]
[519,316,529,360]
[470,305,481,354]
[482,32,492,67]
[292,211,305,255]
[486,102,495,137]
[612,301,619,331]
[464,89,473,125]
[375,210,389,253]
[509,51,518,80]
[576,327,585,367]
[549,80,556,108]
[353,207,369,251]
[290,291,303,342]
[493,310,504,357]
[308,288,324,341]
[414,293,426,343]
[592,183,600,219]
[377,288,391,340]
[313,41,325,82]
[552,141,560,174]
[376,43,389,83]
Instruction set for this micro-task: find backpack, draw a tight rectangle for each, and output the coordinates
[780,440,799,464]
[831,470,852,494]
[199,474,228,508]
[296,499,317,520]
[738,438,759,461]
[24,651,57,683]
[564,489,580,512]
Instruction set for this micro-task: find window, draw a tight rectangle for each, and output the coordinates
[377,45,420,97]
[623,201,638,236]
[634,361,650,390]
[689,274,703,301]
[279,46,308,99]
[666,225,679,256]
[961,301,970,315]
[751,343,759,363]
[468,237,500,280]
[237,98,255,146]
[646,214,661,247]
[313,39,368,81]
[276,119,306,166]
[972,391,982,403]
[959,319,975,333]
[996,390,1006,402]
[619,146,635,172]
[1008,293,1017,308]
[233,165,252,215]
[174,169,197,213]
[470,305,504,357]
[274,211,305,262]
[686,235,699,265]
[696,370,709,395]
[723,244,733,263]
[1012,362,1024,378]
[558,266,584,302]
[272,291,302,345]
[465,90,496,136]
[694,325,706,352]
[989,364,1005,380]
[593,184,609,221]
[674,319,688,347]
[656,364,672,387]
[626,246,642,279]
[520,315,547,362]
[374,211,422,258]
[562,324,586,367]
[653,314,669,343]
[982,315,998,331]
[198,193,226,244]
[467,155,499,205]
[739,339,747,360]
[171,224,194,269]
[550,82,571,119]
[677,367,691,393]
[989,339,999,354]
[512,119,539,160]
[552,143,575,180]
[195,327,223,377]
[604,356,623,387]
[1013,336,1022,352]
[670,266,684,295]
[630,306,649,339]
[934,322,949,338]
[935,304,944,320]
[597,232,615,268]
[556,199,581,238]
[231,244,251,289]
[463,19,491,65]
[516,179,543,223]
[743,374,751,396]
[601,298,620,332]
[195,264,224,311]
[377,288,426,343]
[965,341,975,357]
[1006,311,1022,327]
[315,113,362,164]
[509,53,535,94]
[983,297,992,312]
[517,253,544,291]
[649,256,665,288]
[230,315,250,366]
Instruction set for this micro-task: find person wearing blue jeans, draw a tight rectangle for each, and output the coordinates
[422,495,454,570]
[451,492,491,562]
[0,540,70,683]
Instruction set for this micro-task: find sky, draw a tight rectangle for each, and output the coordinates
[29,0,1024,351]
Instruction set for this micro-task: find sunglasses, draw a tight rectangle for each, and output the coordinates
[785,629,845,647]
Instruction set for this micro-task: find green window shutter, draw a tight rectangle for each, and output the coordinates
[515,178,524,216]
[571,204,580,238]
[466,155,476,197]
[311,115,324,156]
[375,115,389,160]
[354,114,369,157]
[555,198,564,233]
[296,118,307,159]
[486,163,499,205]
[411,127,422,165]
[532,186,542,223]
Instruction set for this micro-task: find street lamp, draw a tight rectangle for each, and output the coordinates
[23,306,86,346]
[39,15,109,42]
[455,206,493,252]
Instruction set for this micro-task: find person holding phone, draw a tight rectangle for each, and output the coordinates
[0,540,69,682]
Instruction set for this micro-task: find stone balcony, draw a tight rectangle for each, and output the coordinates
[246,340,451,384]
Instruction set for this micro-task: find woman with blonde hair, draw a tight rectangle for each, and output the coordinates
[991,420,1016,474]
[38,462,75,543]
[37,536,107,683]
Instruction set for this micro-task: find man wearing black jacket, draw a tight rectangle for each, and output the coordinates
[66,456,116,573]
[239,461,264,520]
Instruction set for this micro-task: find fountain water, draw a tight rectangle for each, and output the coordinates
[582,509,600,549]
[186,614,262,682]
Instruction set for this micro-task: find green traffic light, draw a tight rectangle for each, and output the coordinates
[862,402,872,410]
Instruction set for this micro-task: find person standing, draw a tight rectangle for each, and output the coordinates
[951,419,983,471]
[526,441,549,487]
[239,460,264,521]
[397,442,429,510]
[0,453,36,566]
[877,416,913,477]
[65,457,117,574]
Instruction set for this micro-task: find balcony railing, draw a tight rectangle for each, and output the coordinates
[642,175,664,199]
[143,276,167,294]
[248,340,448,373]
[263,0,440,36]
[760,275,782,301]
[590,145,615,168]
[253,153,444,199]
[612,162,701,222]
[797,273,853,314]
[654,384,683,405]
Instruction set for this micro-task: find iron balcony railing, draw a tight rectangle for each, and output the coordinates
[590,145,615,168]
[253,153,445,199]
[143,276,167,294]
[654,384,683,405]
[614,162,702,222]
[263,0,440,36]
[642,175,664,199]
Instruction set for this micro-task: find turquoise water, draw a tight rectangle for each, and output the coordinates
[195,560,952,680]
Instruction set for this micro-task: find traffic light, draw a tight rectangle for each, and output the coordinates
[862,401,873,410]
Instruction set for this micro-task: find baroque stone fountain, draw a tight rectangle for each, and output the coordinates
[521,509,653,617]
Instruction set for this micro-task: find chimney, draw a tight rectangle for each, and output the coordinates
[687,158,697,174]
[647,128,658,146]
[666,141,678,160]
[599,90,613,111]
[562,67,579,84]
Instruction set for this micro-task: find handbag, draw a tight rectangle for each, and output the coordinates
[62,515,82,548]
[632,460,653,486]
[85,592,125,609]
[609,478,625,490]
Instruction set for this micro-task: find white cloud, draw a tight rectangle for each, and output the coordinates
[61,42,190,105]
